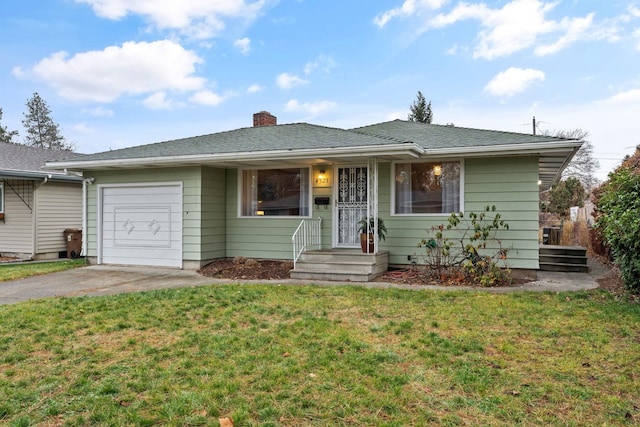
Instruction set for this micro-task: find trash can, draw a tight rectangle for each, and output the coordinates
[63,228,82,259]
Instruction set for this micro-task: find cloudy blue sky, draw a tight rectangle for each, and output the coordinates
[1,0,639,180]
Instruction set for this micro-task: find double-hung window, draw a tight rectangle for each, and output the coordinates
[394,161,461,214]
[241,168,310,217]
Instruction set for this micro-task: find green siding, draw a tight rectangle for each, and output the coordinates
[382,157,539,269]
[225,169,302,260]
[87,167,203,262]
[201,167,226,260]
[86,156,540,270]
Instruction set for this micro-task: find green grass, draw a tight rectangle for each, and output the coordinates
[0,259,85,282]
[0,283,638,426]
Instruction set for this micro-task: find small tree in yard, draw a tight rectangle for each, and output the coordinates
[418,206,511,286]
[22,92,72,151]
[594,146,640,293]
[546,177,586,217]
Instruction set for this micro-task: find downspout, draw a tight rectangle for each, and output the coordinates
[81,177,95,257]
[32,174,52,259]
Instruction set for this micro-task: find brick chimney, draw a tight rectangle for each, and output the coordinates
[253,111,277,127]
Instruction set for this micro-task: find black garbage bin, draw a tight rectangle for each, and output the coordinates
[63,228,82,259]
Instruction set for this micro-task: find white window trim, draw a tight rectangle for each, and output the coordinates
[390,159,465,216]
[0,182,4,213]
[237,166,313,219]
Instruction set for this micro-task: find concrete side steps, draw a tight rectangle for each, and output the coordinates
[539,245,588,273]
[290,250,389,282]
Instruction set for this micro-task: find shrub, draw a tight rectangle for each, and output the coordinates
[418,206,511,286]
[595,167,640,292]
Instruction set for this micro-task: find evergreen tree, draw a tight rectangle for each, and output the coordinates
[0,108,19,144]
[22,92,71,150]
[547,177,586,217]
[407,91,433,124]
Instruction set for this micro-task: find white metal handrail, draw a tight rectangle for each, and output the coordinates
[292,217,322,267]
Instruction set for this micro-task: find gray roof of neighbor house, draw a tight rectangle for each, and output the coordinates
[0,143,84,182]
[45,120,582,189]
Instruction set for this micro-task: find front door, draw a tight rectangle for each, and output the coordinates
[334,166,368,247]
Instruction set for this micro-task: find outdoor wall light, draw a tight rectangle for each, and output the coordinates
[315,167,331,186]
[433,165,442,176]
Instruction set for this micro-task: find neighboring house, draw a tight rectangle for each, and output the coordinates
[0,143,83,260]
[45,112,582,277]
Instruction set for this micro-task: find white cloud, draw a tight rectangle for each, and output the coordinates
[234,37,251,54]
[82,106,114,117]
[143,91,178,110]
[634,28,640,51]
[284,99,337,115]
[276,72,308,89]
[75,0,268,40]
[535,13,594,56]
[429,0,594,59]
[374,0,447,28]
[484,67,545,97]
[189,90,226,106]
[247,84,264,93]
[599,88,640,105]
[11,66,25,78]
[28,40,205,103]
[304,55,337,75]
[72,123,94,133]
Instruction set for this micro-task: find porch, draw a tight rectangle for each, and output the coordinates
[289,249,389,282]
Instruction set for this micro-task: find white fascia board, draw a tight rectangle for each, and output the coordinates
[45,143,425,170]
[420,140,583,158]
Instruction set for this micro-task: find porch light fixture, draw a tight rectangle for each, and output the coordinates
[256,210,265,216]
[433,165,442,176]
[395,171,407,183]
[315,167,331,187]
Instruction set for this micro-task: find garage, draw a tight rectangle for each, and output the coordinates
[99,183,183,268]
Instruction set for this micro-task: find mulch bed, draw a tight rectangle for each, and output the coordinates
[200,258,293,281]
[198,256,638,300]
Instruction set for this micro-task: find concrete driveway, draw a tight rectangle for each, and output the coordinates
[0,263,602,305]
[0,265,214,305]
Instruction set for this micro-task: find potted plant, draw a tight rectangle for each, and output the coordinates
[357,216,387,253]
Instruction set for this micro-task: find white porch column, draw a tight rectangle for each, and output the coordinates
[367,158,379,253]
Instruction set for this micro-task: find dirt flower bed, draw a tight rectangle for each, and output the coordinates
[200,257,293,281]
[199,256,632,297]
[200,257,521,287]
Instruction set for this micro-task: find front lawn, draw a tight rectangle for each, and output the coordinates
[0,285,638,426]
[0,259,85,282]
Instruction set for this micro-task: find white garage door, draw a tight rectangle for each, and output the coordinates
[100,184,182,267]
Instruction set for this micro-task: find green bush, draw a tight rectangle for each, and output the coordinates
[595,167,640,292]
[418,206,511,286]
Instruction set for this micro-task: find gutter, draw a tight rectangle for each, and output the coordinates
[44,143,426,170]
[0,170,82,182]
[44,140,584,171]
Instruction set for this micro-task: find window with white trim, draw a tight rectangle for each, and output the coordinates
[241,168,310,217]
[0,182,4,214]
[394,161,461,214]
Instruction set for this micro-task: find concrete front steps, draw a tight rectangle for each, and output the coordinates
[539,245,588,273]
[290,249,389,282]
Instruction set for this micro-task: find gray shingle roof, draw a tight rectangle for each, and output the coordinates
[352,120,573,149]
[78,123,405,162]
[0,143,84,180]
